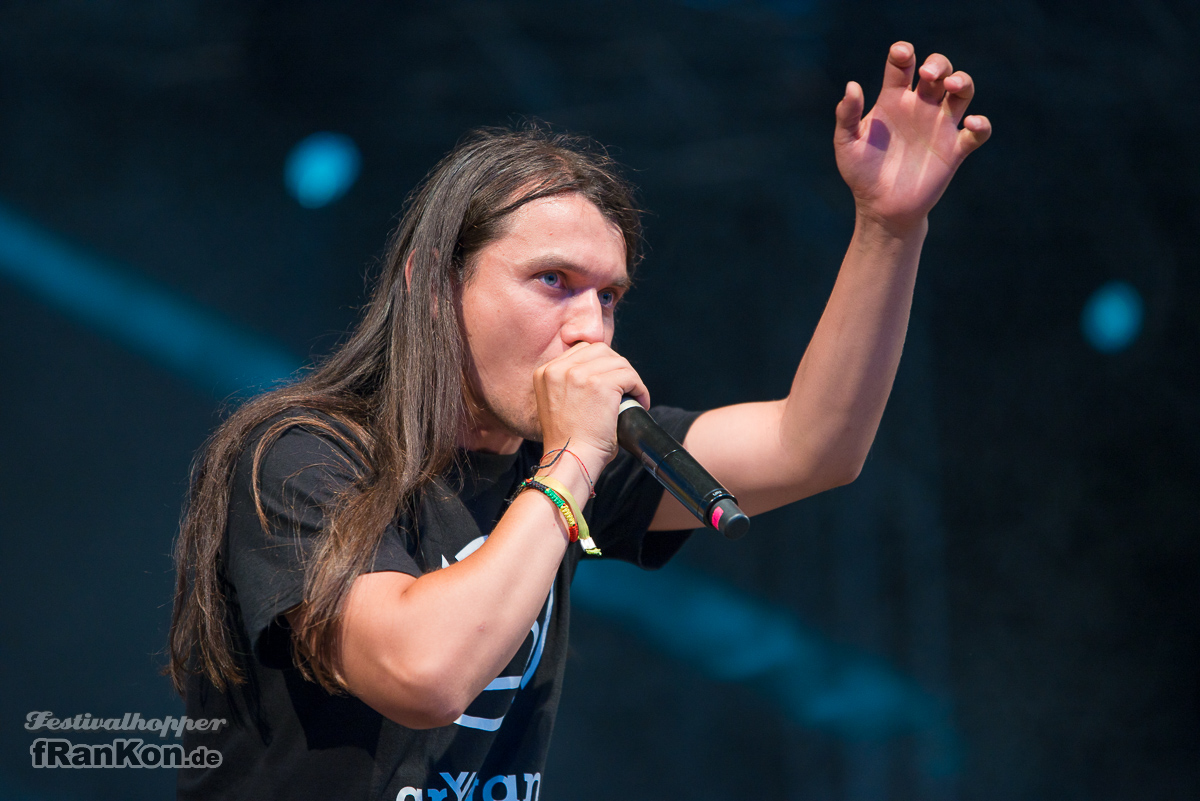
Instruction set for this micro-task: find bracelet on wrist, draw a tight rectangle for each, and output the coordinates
[517,477,600,556]
[537,441,596,498]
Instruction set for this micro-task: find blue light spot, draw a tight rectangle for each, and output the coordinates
[1082,280,1143,353]
[284,132,361,208]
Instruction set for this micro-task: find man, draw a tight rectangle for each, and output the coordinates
[169,42,989,799]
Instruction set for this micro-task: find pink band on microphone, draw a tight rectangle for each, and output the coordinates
[711,506,724,529]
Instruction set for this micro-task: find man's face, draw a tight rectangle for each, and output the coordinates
[457,192,630,452]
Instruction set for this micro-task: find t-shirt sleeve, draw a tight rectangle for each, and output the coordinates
[585,405,704,569]
[224,418,419,656]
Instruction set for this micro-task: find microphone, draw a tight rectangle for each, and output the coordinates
[616,398,750,540]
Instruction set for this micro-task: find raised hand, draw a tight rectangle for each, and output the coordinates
[834,42,991,233]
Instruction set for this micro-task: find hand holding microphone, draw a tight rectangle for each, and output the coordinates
[533,343,749,539]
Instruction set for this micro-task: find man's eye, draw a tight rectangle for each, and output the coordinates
[539,273,562,288]
[599,290,617,307]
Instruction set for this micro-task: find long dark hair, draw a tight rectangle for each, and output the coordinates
[167,125,642,695]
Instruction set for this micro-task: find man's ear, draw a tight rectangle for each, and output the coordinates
[406,250,449,320]
[406,249,444,290]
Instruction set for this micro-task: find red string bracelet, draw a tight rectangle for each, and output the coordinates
[539,445,595,498]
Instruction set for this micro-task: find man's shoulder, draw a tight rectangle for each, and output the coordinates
[235,406,373,489]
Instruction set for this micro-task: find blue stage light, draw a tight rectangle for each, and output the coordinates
[284,132,361,208]
[574,560,949,745]
[0,203,299,396]
[1082,280,1143,353]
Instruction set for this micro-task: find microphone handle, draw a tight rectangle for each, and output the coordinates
[616,399,750,540]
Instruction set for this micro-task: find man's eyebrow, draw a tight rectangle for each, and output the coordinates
[519,254,632,290]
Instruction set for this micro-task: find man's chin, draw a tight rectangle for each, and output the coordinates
[486,399,542,443]
[506,417,543,444]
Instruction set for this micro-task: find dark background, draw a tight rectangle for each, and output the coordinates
[1,1,1196,799]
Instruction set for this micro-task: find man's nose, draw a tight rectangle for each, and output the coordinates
[561,291,607,345]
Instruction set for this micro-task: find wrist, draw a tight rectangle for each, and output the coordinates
[852,206,929,243]
[519,471,601,556]
[536,445,601,501]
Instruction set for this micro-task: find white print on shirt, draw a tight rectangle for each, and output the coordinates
[440,537,553,732]
[396,771,541,801]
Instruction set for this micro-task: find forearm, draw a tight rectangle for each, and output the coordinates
[780,212,926,487]
[654,214,926,528]
[336,459,591,728]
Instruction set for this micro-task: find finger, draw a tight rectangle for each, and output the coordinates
[882,41,916,90]
[554,359,648,413]
[955,114,992,158]
[545,352,635,391]
[916,53,953,104]
[942,70,975,123]
[564,355,638,384]
[542,342,618,374]
[834,80,864,144]
[541,344,648,408]
[537,345,603,390]
[572,357,647,405]
[598,365,650,412]
[630,385,650,412]
[558,341,613,361]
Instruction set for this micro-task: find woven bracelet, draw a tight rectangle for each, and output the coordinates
[519,477,601,556]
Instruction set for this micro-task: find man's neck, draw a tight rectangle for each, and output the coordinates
[460,419,524,455]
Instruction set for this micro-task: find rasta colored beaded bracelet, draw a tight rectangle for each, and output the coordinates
[518,477,601,556]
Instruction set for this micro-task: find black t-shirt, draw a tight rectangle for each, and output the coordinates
[178,406,700,800]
